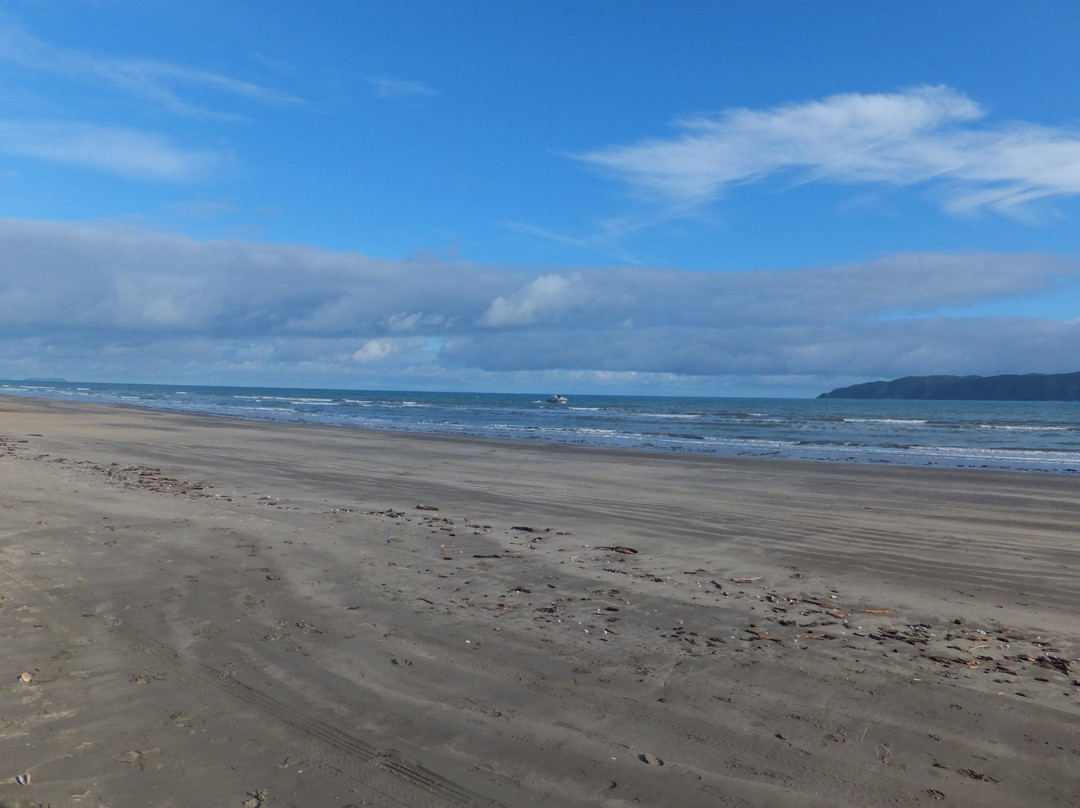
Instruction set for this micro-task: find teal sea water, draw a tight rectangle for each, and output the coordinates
[4,380,1080,474]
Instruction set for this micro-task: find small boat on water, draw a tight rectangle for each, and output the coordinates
[546,394,568,404]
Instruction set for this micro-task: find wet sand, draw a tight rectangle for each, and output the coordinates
[1,397,1078,807]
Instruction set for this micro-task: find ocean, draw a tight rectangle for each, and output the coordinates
[3,379,1080,475]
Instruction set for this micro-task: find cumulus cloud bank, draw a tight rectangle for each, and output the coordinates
[2,218,1080,391]
[573,86,1080,216]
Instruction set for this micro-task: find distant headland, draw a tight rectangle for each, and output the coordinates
[819,371,1080,401]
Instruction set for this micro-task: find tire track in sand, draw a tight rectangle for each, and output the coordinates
[0,562,501,808]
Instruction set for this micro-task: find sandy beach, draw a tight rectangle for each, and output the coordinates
[1,397,1078,807]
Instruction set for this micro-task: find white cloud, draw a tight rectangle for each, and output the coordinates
[0,120,226,182]
[3,218,1080,389]
[479,274,581,326]
[572,86,1080,217]
[352,338,419,363]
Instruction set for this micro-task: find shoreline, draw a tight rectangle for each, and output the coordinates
[5,385,1080,477]
[2,397,1078,806]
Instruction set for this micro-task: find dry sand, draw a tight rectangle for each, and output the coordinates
[1,397,1078,807]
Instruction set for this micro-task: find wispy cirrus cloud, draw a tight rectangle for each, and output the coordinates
[502,216,660,265]
[0,17,300,117]
[0,121,227,182]
[0,15,290,181]
[367,77,433,100]
[571,85,1080,218]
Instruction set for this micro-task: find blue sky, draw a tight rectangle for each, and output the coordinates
[3,1,1080,396]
